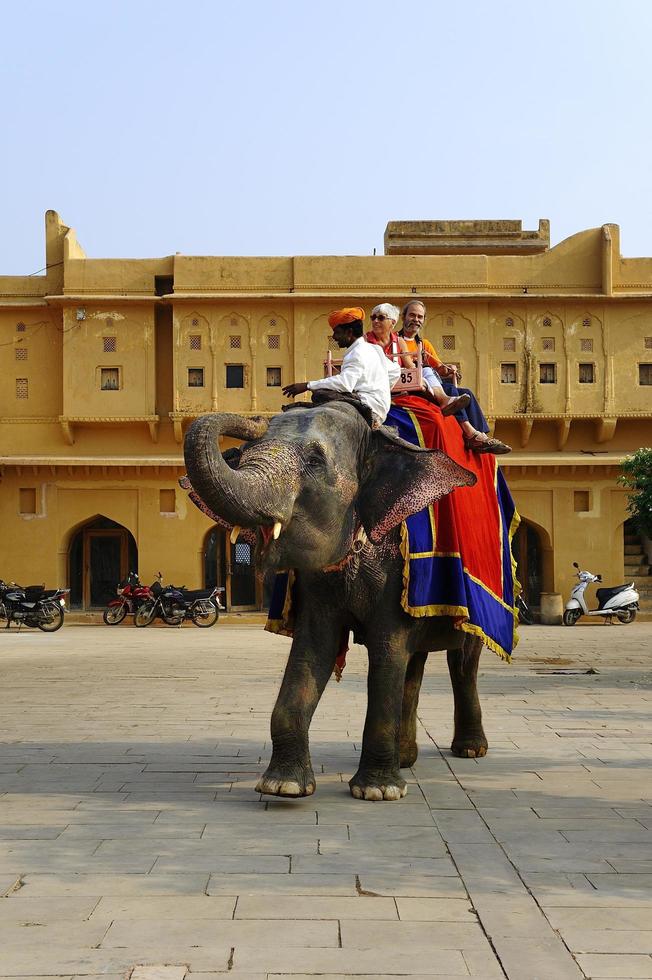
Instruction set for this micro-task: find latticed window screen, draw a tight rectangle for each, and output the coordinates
[16,378,28,399]
[16,323,26,333]
[543,317,552,327]
[539,363,557,383]
[505,317,514,327]
[501,363,517,383]
[266,367,282,387]
[441,335,456,350]
[189,335,201,351]
[639,364,652,385]
[582,317,591,327]
[268,334,280,350]
[503,337,516,352]
[328,335,340,352]
[645,337,652,349]
[15,347,27,361]
[234,541,252,564]
[579,363,595,384]
[229,335,241,349]
[542,337,555,351]
[580,338,594,352]
[103,336,117,353]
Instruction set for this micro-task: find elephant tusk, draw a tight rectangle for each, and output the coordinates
[230,526,241,544]
[273,521,282,540]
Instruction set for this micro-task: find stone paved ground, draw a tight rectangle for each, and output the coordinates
[0,621,651,980]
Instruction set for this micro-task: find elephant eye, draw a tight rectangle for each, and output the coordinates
[304,444,326,471]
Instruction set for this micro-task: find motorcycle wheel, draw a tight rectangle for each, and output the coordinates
[103,604,127,625]
[134,602,156,627]
[192,602,219,628]
[563,609,581,627]
[617,608,637,624]
[37,602,64,633]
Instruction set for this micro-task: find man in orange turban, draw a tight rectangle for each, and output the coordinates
[282,308,400,426]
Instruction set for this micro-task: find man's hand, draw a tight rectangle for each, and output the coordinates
[282,381,309,398]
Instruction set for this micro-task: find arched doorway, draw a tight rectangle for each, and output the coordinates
[203,527,275,611]
[512,520,545,609]
[68,516,138,609]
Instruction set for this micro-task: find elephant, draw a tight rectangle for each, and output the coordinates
[184,400,491,802]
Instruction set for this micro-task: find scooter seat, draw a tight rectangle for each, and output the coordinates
[596,584,632,608]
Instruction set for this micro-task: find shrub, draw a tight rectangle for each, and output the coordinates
[619,448,652,537]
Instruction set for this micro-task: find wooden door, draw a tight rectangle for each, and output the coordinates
[83,529,128,608]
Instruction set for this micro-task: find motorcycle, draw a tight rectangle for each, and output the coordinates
[0,580,70,632]
[103,572,154,625]
[134,574,224,628]
[563,562,639,626]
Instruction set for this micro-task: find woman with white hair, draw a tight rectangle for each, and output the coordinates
[365,303,470,417]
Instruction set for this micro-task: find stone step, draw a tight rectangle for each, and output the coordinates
[624,533,641,545]
[624,544,646,555]
[625,563,650,576]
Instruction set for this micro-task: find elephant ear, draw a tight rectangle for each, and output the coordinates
[358,426,476,544]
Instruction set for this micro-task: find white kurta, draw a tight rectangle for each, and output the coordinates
[307,336,400,423]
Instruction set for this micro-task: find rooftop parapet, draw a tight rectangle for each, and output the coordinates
[384,219,550,256]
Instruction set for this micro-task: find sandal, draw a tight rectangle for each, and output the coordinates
[464,431,512,455]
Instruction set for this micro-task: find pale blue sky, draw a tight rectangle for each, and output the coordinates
[2,0,651,273]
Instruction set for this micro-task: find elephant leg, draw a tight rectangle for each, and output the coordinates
[350,640,409,801]
[447,635,488,758]
[399,650,428,767]
[256,617,339,798]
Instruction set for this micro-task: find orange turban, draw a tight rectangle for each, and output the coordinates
[328,307,365,329]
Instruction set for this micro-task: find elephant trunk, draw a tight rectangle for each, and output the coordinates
[184,413,301,531]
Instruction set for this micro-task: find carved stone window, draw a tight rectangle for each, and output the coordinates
[103,336,117,353]
[19,488,37,514]
[268,334,280,350]
[505,317,514,327]
[582,317,591,327]
[543,317,552,327]
[645,337,652,349]
[226,364,244,388]
[16,322,25,333]
[539,363,557,384]
[580,338,593,352]
[328,335,340,352]
[446,316,454,327]
[189,335,201,351]
[266,367,282,387]
[188,368,204,388]
[579,363,595,384]
[503,337,516,351]
[441,335,456,350]
[15,347,27,361]
[15,378,28,399]
[229,335,242,349]
[574,490,590,512]
[101,368,120,390]
[542,337,555,351]
[501,363,517,384]
[159,489,176,514]
[639,364,652,385]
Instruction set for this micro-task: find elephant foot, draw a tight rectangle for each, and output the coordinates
[349,771,407,802]
[255,764,316,798]
[451,736,488,758]
[399,740,419,768]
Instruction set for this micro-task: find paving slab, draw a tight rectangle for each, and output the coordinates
[1,622,651,978]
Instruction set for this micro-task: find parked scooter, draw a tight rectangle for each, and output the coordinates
[0,580,70,632]
[134,573,224,628]
[563,562,639,626]
[103,572,155,625]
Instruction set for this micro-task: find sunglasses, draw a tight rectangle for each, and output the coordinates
[370,314,388,321]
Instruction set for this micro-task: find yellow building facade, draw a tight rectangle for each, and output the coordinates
[1,212,650,612]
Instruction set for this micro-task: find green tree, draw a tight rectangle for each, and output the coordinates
[619,448,652,537]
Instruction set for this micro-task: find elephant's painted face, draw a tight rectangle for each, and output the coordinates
[183,403,475,572]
